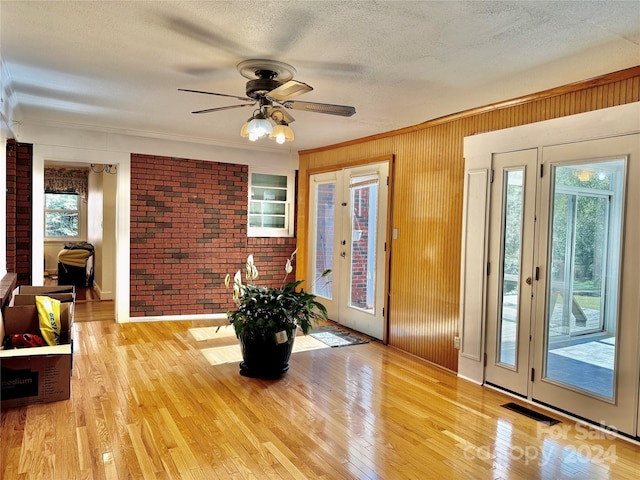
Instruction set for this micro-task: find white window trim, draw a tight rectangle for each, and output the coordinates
[247,169,295,238]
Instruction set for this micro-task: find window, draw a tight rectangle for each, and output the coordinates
[248,171,295,237]
[45,193,80,238]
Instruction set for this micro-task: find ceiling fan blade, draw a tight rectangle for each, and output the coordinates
[192,103,254,114]
[282,100,356,117]
[267,80,313,101]
[179,88,252,102]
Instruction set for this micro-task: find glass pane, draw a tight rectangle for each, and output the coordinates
[45,193,78,210]
[45,193,79,237]
[545,160,624,400]
[248,215,262,227]
[498,169,524,367]
[572,195,607,335]
[349,179,378,312]
[249,201,285,215]
[313,183,335,299]
[251,173,287,188]
[45,212,78,237]
[251,187,287,202]
[249,202,262,215]
[249,215,285,228]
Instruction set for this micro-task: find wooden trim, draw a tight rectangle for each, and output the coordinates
[299,66,640,155]
[306,154,394,176]
[383,155,396,345]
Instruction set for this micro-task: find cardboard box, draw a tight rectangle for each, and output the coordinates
[11,292,75,307]
[1,303,73,408]
[16,285,76,295]
[11,285,76,305]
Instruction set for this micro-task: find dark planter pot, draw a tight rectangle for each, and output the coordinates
[238,329,296,379]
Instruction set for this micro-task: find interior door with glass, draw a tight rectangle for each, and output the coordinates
[484,149,538,397]
[308,162,389,340]
[532,135,640,437]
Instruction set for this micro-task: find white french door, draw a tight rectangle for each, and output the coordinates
[531,135,640,436]
[485,149,537,397]
[308,162,389,340]
[486,134,640,436]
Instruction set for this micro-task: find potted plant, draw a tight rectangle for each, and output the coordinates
[224,250,330,378]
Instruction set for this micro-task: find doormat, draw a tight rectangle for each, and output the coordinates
[309,325,369,348]
[502,402,561,426]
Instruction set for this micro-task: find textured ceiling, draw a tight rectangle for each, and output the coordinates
[1,1,639,153]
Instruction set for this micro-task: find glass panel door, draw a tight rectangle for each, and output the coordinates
[498,169,524,367]
[533,134,640,437]
[544,161,622,400]
[309,172,339,320]
[485,150,537,397]
[313,182,336,300]
[309,162,389,340]
[349,176,378,313]
[338,164,388,339]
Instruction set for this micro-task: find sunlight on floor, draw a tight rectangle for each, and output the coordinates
[551,339,614,369]
[188,326,329,366]
[189,325,236,341]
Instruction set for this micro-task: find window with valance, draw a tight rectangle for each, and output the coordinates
[44,168,89,199]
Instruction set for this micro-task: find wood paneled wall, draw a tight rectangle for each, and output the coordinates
[297,66,640,372]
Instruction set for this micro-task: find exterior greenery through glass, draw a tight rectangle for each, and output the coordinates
[45,193,79,237]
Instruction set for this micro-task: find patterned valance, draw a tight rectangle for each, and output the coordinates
[44,168,89,199]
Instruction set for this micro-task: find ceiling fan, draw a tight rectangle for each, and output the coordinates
[179,59,356,143]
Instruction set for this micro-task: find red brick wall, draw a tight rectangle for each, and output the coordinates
[351,186,371,309]
[130,154,296,317]
[246,238,299,287]
[5,140,33,284]
[5,140,17,274]
[313,182,335,297]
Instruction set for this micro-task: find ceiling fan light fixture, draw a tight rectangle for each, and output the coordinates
[246,115,273,139]
[181,59,355,146]
[270,124,294,144]
[240,120,250,138]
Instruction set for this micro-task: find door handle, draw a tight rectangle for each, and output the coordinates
[340,251,346,258]
[525,277,532,285]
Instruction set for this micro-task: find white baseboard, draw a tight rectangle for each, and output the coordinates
[127,313,228,323]
[92,283,114,300]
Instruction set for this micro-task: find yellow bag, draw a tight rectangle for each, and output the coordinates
[36,295,61,346]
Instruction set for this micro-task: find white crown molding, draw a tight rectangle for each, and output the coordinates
[19,121,299,171]
[1,55,20,137]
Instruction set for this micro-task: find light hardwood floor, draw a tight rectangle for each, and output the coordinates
[2,300,639,479]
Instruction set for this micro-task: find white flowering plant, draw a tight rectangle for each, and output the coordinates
[224,250,330,343]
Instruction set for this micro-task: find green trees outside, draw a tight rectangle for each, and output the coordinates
[502,166,611,300]
[550,168,610,295]
[503,172,523,295]
[45,193,79,237]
